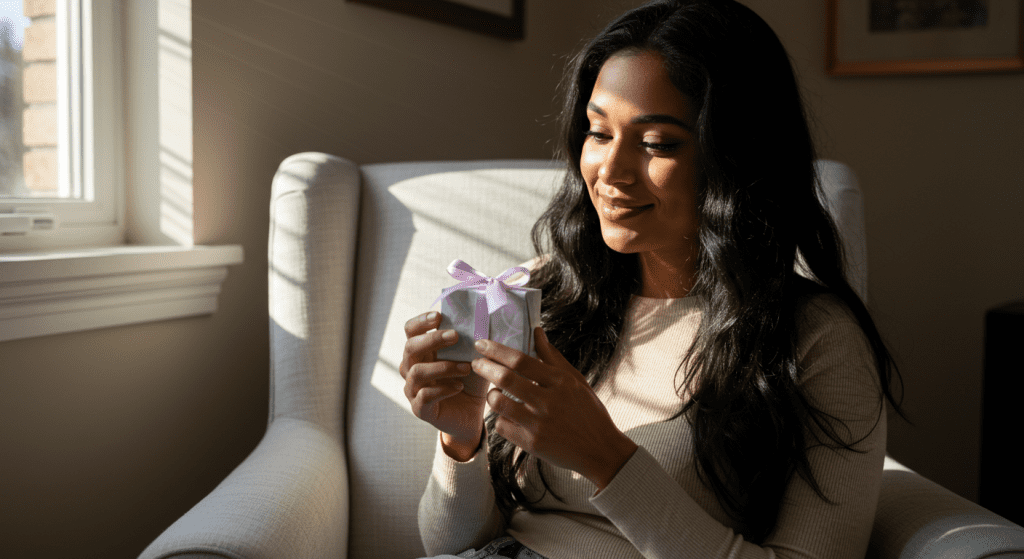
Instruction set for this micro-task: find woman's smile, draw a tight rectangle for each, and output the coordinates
[600,200,654,221]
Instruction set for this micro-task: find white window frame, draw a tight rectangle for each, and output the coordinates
[0,0,243,343]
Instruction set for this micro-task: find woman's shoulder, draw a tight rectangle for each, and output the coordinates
[796,292,857,328]
[791,282,874,369]
[791,283,885,423]
[792,278,858,326]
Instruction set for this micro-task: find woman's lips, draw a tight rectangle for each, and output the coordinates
[602,201,653,221]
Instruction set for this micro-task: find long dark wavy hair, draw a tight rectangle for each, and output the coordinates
[484,0,906,544]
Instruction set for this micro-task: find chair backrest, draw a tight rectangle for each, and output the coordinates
[814,159,868,302]
[342,158,866,558]
[346,160,563,558]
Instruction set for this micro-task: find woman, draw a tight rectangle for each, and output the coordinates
[400,1,904,558]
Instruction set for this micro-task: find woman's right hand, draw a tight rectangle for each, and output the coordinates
[401,311,489,460]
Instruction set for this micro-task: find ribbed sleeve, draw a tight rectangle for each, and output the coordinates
[590,445,748,557]
[418,433,506,556]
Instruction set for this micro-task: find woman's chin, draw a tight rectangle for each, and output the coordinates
[601,237,641,254]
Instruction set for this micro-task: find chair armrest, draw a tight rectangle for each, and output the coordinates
[869,456,1024,559]
[138,418,348,559]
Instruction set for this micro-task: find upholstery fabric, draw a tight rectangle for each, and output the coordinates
[138,418,346,559]
[345,160,563,558]
[815,160,868,302]
[867,457,1024,558]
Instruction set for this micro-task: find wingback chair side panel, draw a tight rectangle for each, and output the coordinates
[138,153,358,559]
[345,160,564,559]
[269,152,359,436]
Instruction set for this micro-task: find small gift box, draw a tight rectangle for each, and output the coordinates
[433,259,542,363]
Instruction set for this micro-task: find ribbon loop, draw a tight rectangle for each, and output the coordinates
[431,259,532,341]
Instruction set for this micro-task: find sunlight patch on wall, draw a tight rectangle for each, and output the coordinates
[159,0,193,246]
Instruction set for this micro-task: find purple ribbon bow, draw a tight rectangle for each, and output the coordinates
[432,259,531,342]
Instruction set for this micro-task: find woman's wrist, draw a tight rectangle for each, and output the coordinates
[440,427,485,462]
[589,434,639,494]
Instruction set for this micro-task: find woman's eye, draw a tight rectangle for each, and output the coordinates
[585,130,681,153]
[642,141,682,153]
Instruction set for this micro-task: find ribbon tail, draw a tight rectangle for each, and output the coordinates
[484,280,511,316]
[474,292,489,341]
[484,263,532,315]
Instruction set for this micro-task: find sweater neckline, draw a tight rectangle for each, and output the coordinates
[627,293,703,315]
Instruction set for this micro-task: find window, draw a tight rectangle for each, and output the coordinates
[0,0,243,343]
[1,0,121,248]
[1,3,29,199]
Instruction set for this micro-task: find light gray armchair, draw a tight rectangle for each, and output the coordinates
[139,154,1024,559]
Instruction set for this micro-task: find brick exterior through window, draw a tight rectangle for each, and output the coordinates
[21,0,58,194]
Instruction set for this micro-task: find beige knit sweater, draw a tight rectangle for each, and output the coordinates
[418,293,886,559]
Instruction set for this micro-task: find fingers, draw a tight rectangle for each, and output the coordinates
[410,382,465,421]
[532,326,584,383]
[487,396,533,448]
[404,311,440,338]
[405,328,458,362]
[406,361,471,420]
[473,338,548,387]
[472,356,540,405]
[405,361,472,400]
[401,323,460,379]
[487,387,527,415]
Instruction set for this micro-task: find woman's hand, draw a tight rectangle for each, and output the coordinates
[472,327,639,493]
[400,311,490,461]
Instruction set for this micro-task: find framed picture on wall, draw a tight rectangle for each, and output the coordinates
[347,0,525,40]
[826,0,1024,75]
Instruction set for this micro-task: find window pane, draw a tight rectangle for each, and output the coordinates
[2,0,64,199]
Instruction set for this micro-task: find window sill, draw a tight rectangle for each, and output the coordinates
[0,244,244,343]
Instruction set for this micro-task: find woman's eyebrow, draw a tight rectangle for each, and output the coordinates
[587,102,692,132]
[631,114,693,132]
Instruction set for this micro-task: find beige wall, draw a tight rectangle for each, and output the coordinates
[1,0,1021,557]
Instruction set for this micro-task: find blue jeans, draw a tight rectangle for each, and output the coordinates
[422,536,549,559]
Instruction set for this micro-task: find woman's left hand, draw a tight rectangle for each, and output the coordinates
[471,327,638,493]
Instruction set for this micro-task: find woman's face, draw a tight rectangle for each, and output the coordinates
[581,50,699,262]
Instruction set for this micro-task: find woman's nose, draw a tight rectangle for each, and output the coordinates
[599,140,636,186]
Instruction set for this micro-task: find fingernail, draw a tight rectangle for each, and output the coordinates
[457,362,472,373]
[442,330,457,342]
[475,339,488,351]
[426,311,438,321]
